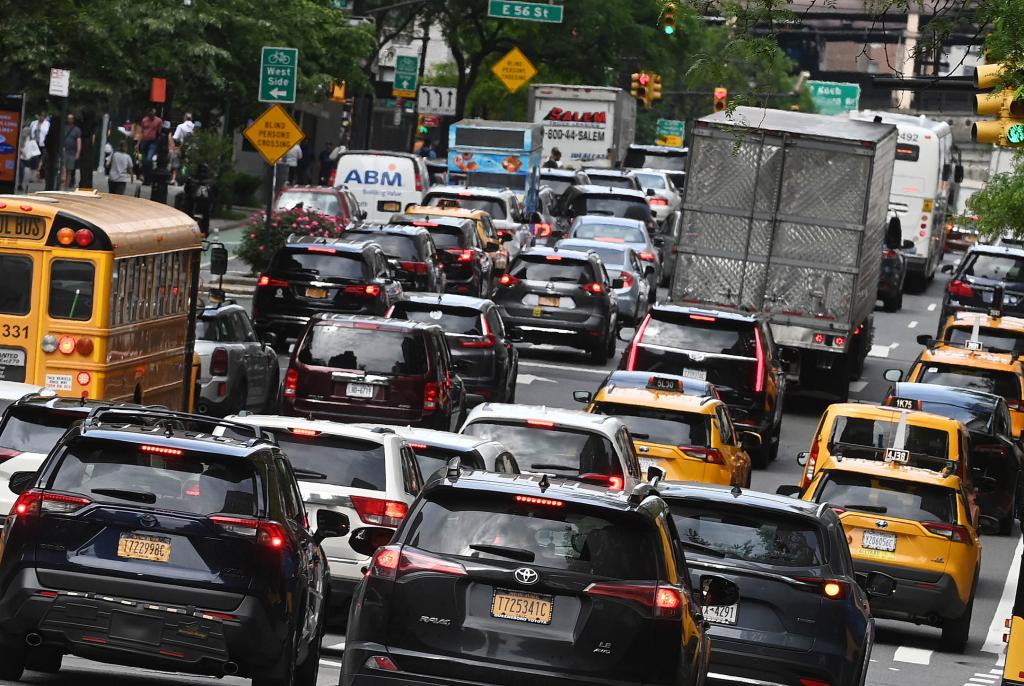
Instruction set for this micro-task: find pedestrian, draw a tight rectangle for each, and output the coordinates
[107,141,134,195]
[17,121,41,192]
[171,112,195,147]
[28,112,49,187]
[138,108,163,173]
[61,113,82,190]
[418,139,438,160]
[318,142,335,185]
[543,147,561,169]
[283,143,302,184]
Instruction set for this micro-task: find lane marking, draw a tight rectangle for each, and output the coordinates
[869,345,890,358]
[518,373,557,385]
[890,342,900,349]
[984,536,1023,654]
[991,669,1004,675]
[973,673,997,680]
[320,659,342,668]
[908,321,919,329]
[928,303,937,311]
[893,646,932,665]
[519,361,609,376]
[968,678,995,684]
[849,381,869,394]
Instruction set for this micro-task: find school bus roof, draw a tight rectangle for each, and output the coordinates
[3,191,202,258]
[825,402,962,431]
[818,456,963,488]
[919,345,1020,371]
[592,385,720,414]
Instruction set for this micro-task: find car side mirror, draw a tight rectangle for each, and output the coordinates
[314,509,350,544]
[883,369,903,383]
[8,470,35,495]
[611,278,625,289]
[209,243,229,277]
[885,216,902,250]
[979,515,1000,536]
[916,334,936,347]
[796,451,809,467]
[572,390,592,404]
[262,331,280,350]
[775,484,802,498]
[778,348,797,364]
[646,465,666,485]
[700,576,740,607]
[348,526,394,557]
[856,571,896,598]
[645,188,655,197]
[941,263,955,274]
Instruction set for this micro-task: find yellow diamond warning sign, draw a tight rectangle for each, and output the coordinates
[243,104,305,166]
[491,47,537,94]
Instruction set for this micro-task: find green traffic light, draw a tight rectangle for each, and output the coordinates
[663,25,675,34]
[1009,124,1024,145]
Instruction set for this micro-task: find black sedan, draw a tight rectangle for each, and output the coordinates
[386,293,519,403]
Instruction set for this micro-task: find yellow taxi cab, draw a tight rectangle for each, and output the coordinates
[931,310,1024,355]
[1001,552,1024,685]
[798,458,983,652]
[404,204,509,272]
[576,372,752,488]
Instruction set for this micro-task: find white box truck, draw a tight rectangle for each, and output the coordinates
[527,84,636,169]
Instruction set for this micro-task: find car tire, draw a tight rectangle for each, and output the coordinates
[589,335,610,365]
[263,366,280,414]
[940,591,974,653]
[25,648,62,674]
[294,622,323,686]
[0,644,26,680]
[253,625,298,686]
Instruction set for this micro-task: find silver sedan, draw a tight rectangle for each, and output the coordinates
[555,239,651,327]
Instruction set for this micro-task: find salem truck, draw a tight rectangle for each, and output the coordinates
[527,84,636,169]
[669,108,897,401]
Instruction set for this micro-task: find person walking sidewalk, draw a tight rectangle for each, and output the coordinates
[61,113,82,190]
[107,141,135,195]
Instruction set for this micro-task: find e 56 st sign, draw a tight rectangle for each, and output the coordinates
[488,0,563,23]
[260,46,298,104]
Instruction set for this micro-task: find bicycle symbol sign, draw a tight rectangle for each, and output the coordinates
[259,46,298,104]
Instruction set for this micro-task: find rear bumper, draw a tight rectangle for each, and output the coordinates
[707,634,852,686]
[852,559,967,623]
[284,398,430,426]
[501,309,609,345]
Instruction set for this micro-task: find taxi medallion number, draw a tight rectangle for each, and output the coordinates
[0,215,46,240]
[117,533,172,563]
[490,588,553,624]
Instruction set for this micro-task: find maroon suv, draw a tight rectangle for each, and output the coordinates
[282,314,467,430]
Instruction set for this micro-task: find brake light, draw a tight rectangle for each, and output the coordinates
[447,248,474,263]
[140,445,184,457]
[796,577,847,599]
[407,442,429,450]
[58,336,76,355]
[626,314,651,370]
[581,281,604,294]
[367,545,466,580]
[257,276,289,288]
[754,325,765,394]
[368,546,400,579]
[533,223,552,237]
[399,260,429,274]
[343,284,381,297]
[283,367,298,398]
[515,495,565,507]
[210,348,229,376]
[423,381,439,413]
[922,522,972,543]
[290,427,320,437]
[948,280,973,298]
[638,251,656,262]
[366,655,400,671]
[0,447,21,464]
[415,171,424,193]
[351,495,409,527]
[460,333,496,349]
[579,473,625,490]
[618,272,634,288]
[499,273,519,287]
[882,248,897,257]
[689,314,716,322]
[545,254,563,261]
[10,490,91,518]
[526,419,555,428]
[799,679,831,686]
[306,247,336,254]
[76,337,94,355]
[585,582,682,618]
[648,198,669,206]
[680,447,725,464]
[209,515,287,548]
[412,221,438,227]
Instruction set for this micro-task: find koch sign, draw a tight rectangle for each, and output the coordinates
[259,46,298,104]
[807,80,860,116]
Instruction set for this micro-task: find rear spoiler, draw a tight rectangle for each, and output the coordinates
[82,407,277,447]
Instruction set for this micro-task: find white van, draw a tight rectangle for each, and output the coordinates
[334,151,429,223]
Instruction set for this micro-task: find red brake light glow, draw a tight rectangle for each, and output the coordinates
[526,419,555,428]
[423,382,439,412]
[689,314,717,322]
[638,251,656,261]
[74,229,94,247]
[499,273,519,287]
[579,473,625,490]
[140,445,183,457]
[284,367,298,398]
[289,428,320,437]
[648,198,669,206]
[585,582,682,618]
[515,495,565,507]
[258,276,289,288]
[447,249,474,263]
[545,255,563,261]
[922,522,972,543]
[351,495,409,527]
[948,280,973,299]
[581,282,604,294]
[306,247,336,254]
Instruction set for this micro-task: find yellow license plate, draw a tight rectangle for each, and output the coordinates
[532,306,543,317]
[117,534,171,563]
[490,589,553,625]
[306,287,328,299]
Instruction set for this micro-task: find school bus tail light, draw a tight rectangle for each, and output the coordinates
[41,335,58,353]
[57,336,77,355]
[76,337,94,356]
[75,229,94,247]
[56,228,75,245]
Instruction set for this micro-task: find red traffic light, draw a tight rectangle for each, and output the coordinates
[638,73,651,86]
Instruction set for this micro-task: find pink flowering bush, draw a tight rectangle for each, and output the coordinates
[237,207,349,273]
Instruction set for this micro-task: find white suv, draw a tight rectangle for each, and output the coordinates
[460,403,644,491]
[226,414,423,616]
[356,424,520,481]
[632,169,683,222]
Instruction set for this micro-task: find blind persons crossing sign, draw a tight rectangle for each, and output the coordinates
[243,104,305,166]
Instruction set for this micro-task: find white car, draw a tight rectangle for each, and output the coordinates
[0,381,47,416]
[356,424,520,480]
[459,403,645,492]
[225,414,423,615]
[633,169,683,222]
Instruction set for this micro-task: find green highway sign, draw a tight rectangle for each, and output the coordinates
[328,0,353,8]
[807,80,860,116]
[392,53,420,98]
[656,118,685,138]
[488,0,564,23]
[259,46,298,104]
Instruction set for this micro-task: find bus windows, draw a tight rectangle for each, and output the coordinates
[0,255,32,315]
[48,259,95,321]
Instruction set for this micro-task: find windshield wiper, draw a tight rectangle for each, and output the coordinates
[680,540,727,558]
[530,464,578,472]
[469,543,536,563]
[292,468,327,480]
[91,488,156,504]
[840,503,888,514]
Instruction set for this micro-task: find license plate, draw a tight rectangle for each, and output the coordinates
[702,603,738,625]
[638,457,657,473]
[539,295,560,307]
[346,383,374,399]
[532,306,543,317]
[490,588,553,625]
[306,287,328,299]
[378,201,402,212]
[884,448,909,464]
[682,368,707,381]
[117,533,171,563]
[0,347,26,366]
[862,530,896,552]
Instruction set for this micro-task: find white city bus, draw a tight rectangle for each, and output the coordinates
[849,110,958,290]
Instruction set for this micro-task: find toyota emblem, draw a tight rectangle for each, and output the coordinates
[514,567,539,585]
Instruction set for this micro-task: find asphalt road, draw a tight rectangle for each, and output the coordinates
[7,256,1018,686]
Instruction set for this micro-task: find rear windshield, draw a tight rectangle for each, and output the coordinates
[345,233,419,260]
[945,326,1024,356]
[829,415,951,462]
[643,313,756,358]
[588,176,635,190]
[48,439,258,516]
[813,471,956,524]
[964,254,1024,283]
[558,244,626,267]
[510,256,595,284]
[298,324,428,375]
[462,422,621,478]
[573,196,651,221]
[670,502,825,566]
[542,179,573,195]
[634,173,667,189]
[409,446,484,480]
[272,431,385,490]
[408,493,662,578]
[0,406,79,454]
[570,222,647,244]
[425,227,466,249]
[623,151,687,171]
[390,303,483,335]
[270,250,366,281]
[592,402,709,447]
[917,363,1021,400]
[899,399,993,433]
[277,191,341,216]
[426,195,507,220]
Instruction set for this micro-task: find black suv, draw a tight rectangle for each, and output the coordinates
[939,244,1024,330]
[391,214,495,298]
[0,408,349,684]
[341,469,738,686]
[340,224,446,294]
[495,247,619,363]
[621,305,786,467]
[252,237,404,347]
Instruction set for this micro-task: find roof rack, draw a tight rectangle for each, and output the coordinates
[445,456,461,482]
[82,407,276,446]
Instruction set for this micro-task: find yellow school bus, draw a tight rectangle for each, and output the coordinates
[0,191,202,409]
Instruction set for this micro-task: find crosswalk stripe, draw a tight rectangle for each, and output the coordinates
[893,646,932,665]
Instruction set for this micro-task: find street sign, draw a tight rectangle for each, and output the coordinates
[488,0,564,23]
[656,118,685,139]
[243,104,306,166]
[491,47,537,94]
[807,80,860,116]
[259,46,298,104]
[393,53,420,99]
[48,68,70,97]
[418,86,457,116]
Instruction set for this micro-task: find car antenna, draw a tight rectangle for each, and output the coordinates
[538,474,550,492]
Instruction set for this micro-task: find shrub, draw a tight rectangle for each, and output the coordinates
[237,207,349,274]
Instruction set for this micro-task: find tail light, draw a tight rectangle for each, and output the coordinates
[447,248,474,263]
[922,522,972,543]
[209,515,287,549]
[283,367,298,398]
[10,490,91,518]
[796,577,847,599]
[365,655,400,671]
[533,223,552,237]
[581,282,604,294]
[585,582,682,618]
[882,248,897,258]
[423,381,439,413]
[753,326,765,394]
[638,251,657,262]
[460,333,496,349]
[680,447,725,464]
[526,418,555,428]
[0,447,22,464]
[579,473,625,490]
[328,168,337,186]
[617,272,634,288]
[210,348,229,376]
[343,284,381,297]
[948,280,973,298]
[415,171,424,192]
[399,261,429,274]
[515,494,565,507]
[499,273,519,287]
[350,495,409,527]
[58,336,76,355]
[799,439,820,489]
[798,679,831,686]
[367,545,466,581]
[648,198,669,206]
[257,276,289,288]
[626,313,651,371]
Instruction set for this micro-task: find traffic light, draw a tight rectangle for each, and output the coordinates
[659,2,677,35]
[631,72,651,106]
[648,73,663,107]
[417,115,429,137]
[330,79,347,103]
[973,63,1024,147]
[713,87,728,113]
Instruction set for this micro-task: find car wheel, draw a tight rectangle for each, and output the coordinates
[263,366,281,414]
[589,334,610,365]
[293,621,323,686]
[253,625,298,686]
[940,591,974,653]
[0,644,26,680]
[25,648,62,674]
